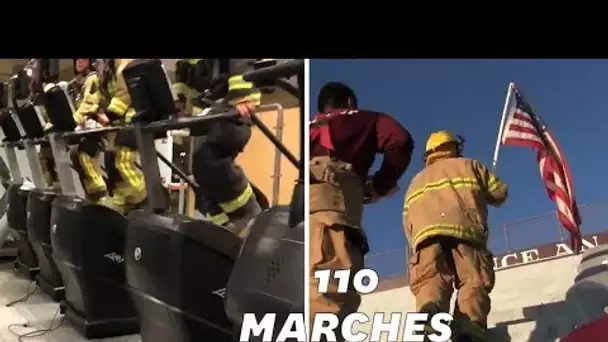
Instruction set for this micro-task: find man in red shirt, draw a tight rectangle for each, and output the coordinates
[309,82,414,341]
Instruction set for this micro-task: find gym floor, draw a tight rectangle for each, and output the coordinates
[0,262,141,342]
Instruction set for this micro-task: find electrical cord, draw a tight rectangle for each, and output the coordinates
[8,306,64,341]
[5,281,65,340]
[5,281,37,307]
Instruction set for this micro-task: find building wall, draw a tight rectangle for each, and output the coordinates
[236,105,300,206]
[356,234,608,342]
[358,255,582,342]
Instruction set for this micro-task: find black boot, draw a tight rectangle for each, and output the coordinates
[419,302,442,342]
[453,335,477,342]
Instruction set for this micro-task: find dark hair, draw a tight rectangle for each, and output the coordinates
[317,82,357,112]
[73,58,93,75]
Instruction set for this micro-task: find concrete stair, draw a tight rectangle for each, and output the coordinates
[359,252,588,342]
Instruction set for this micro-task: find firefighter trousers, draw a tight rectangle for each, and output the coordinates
[309,212,365,342]
[408,236,495,342]
[309,157,367,342]
[104,146,147,214]
[70,138,108,202]
[192,121,260,230]
[39,145,60,192]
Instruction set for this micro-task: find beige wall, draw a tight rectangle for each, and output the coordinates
[236,105,300,206]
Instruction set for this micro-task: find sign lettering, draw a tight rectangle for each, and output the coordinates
[493,235,601,270]
[372,232,608,293]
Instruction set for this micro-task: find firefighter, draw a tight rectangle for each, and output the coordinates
[309,82,414,341]
[69,58,110,203]
[403,130,508,342]
[38,136,60,191]
[179,59,263,232]
[98,59,146,214]
[172,59,210,115]
[21,59,60,192]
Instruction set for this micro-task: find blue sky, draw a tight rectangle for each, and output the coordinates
[310,59,608,278]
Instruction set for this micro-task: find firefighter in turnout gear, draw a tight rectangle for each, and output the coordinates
[181,59,264,231]
[403,130,508,342]
[21,59,60,192]
[98,59,146,214]
[69,58,110,203]
[172,59,210,115]
[309,82,414,341]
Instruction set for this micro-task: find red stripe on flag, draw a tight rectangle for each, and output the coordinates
[502,92,582,253]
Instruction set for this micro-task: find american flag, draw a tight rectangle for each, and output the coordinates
[502,87,582,253]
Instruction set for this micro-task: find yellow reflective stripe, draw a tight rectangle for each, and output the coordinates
[219,183,253,213]
[79,153,104,187]
[187,59,202,65]
[172,82,191,96]
[209,212,230,226]
[228,75,254,90]
[117,148,145,190]
[488,175,501,192]
[246,91,262,105]
[192,106,204,115]
[413,224,486,248]
[405,177,479,211]
[107,97,129,115]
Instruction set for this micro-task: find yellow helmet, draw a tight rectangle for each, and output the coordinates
[424,130,464,159]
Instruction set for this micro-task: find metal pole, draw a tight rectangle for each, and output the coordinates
[177,135,186,214]
[186,136,196,217]
[134,122,167,213]
[3,146,22,184]
[503,224,511,252]
[492,82,514,172]
[23,140,45,189]
[48,133,77,195]
[258,103,284,206]
[156,151,198,190]
[297,70,304,181]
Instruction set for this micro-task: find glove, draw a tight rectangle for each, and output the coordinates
[364,177,399,204]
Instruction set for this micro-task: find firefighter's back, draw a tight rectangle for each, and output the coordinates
[405,157,503,249]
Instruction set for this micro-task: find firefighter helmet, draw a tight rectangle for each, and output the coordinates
[424,130,464,160]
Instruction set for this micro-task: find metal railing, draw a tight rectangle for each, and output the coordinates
[365,199,608,280]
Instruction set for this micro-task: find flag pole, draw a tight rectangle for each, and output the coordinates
[492,82,515,172]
